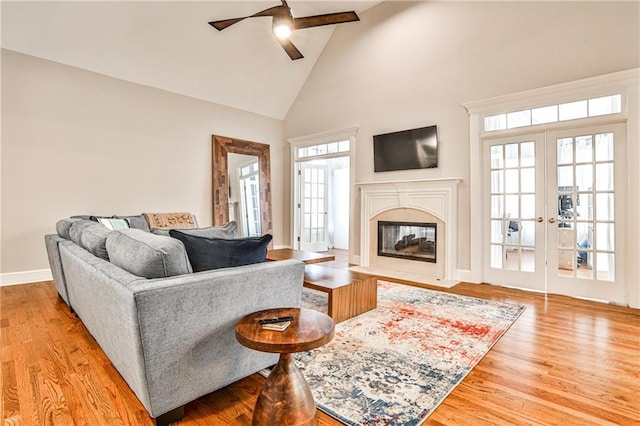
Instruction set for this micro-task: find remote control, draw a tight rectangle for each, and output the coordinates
[258,315,294,325]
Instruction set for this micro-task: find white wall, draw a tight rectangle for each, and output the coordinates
[1,49,285,282]
[283,1,640,272]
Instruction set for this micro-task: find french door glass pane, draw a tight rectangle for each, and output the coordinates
[491,146,504,168]
[521,142,535,166]
[491,195,504,217]
[505,170,519,193]
[489,140,536,273]
[575,135,593,163]
[557,138,573,164]
[576,164,593,191]
[596,193,614,221]
[595,133,614,161]
[491,170,504,193]
[555,131,615,281]
[505,144,519,168]
[596,164,614,191]
[557,166,573,187]
[596,253,615,280]
[521,168,535,192]
[521,195,535,218]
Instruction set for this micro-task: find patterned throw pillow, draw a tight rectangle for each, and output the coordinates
[142,212,198,230]
[97,217,130,231]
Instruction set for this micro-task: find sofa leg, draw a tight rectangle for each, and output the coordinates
[154,406,184,426]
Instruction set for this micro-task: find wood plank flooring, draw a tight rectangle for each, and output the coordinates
[2,276,639,425]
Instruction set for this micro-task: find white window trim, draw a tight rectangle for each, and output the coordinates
[461,68,640,310]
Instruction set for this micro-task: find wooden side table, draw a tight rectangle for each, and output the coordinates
[235,307,335,426]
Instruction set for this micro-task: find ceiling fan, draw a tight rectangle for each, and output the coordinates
[208,0,360,60]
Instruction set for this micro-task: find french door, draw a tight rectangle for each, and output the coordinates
[546,124,626,303]
[298,162,329,252]
[483,133,546,291]
[484,123,626,304]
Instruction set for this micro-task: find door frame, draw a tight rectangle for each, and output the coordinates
[288,127,358,255]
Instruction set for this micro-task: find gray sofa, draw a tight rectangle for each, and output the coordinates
[44,215,305,425]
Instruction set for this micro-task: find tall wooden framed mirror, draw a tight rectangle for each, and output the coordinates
[212,135,272,237]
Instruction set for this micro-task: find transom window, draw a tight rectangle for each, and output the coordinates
[484,94,621,132]
[297,140,350,160]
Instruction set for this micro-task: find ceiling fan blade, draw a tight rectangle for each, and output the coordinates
[293,11,359,30]
[208,17,246,31]
[277,38,304,60]
[209,5,282,31]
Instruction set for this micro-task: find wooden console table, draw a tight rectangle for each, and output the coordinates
[235,307,335,426]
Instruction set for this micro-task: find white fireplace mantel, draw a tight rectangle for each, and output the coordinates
[356,178,462,285]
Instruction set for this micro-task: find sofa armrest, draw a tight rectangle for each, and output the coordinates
[44,234,73,306]
[131,259,305,417]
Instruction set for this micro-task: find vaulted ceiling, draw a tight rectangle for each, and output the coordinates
[1,1,380,119]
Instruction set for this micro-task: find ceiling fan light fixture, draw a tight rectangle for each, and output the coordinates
[272,9,293,40]
[273,22,292,40]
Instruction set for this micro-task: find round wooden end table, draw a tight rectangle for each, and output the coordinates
[235,307,335,426]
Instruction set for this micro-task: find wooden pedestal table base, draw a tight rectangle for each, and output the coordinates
[235,307,335,426]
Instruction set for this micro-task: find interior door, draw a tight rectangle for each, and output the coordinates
[299,162,329,252]
[483,133,546,291]
[546,123,626,304]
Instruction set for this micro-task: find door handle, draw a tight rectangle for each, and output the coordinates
[549,217,556,223]
[536,217,543,223]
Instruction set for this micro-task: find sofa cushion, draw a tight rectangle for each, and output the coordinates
[79,223,112,260]
[106,229,192,279]
[169,230,271,272]
[152,221,238,239]
[56,218,84,239]
[68,220,98,246]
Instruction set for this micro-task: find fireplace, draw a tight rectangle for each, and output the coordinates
[378,221,437,263]
[355,178,461,286]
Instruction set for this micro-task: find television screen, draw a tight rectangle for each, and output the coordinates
[373,125,438,172]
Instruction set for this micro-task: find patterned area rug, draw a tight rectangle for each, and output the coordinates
[291,281,525,425]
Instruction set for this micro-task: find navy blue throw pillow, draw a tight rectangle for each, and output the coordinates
[169,230,272,272]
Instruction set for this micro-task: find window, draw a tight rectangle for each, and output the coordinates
[297,140,350,160]
[484,94,621,132]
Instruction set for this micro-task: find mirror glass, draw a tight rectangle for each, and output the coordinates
[228,153,261,237]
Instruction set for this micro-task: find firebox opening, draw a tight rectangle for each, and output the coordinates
[377,221,437,263]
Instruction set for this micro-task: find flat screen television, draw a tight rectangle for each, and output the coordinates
[373,125,438,172]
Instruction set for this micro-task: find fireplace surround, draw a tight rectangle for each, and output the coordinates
[354,178,461,286]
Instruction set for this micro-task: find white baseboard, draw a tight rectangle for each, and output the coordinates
[0,269,52,286]
[456,269,481,283]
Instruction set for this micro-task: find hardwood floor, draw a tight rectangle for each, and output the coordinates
[2,278,639,425]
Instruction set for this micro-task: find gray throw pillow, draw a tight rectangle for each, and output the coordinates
[169,230,271,272]
[153,221,238,238]
[106,228,192,279]
[68,220,98,247]
[79,223,112,261]
[56,218,83,239]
